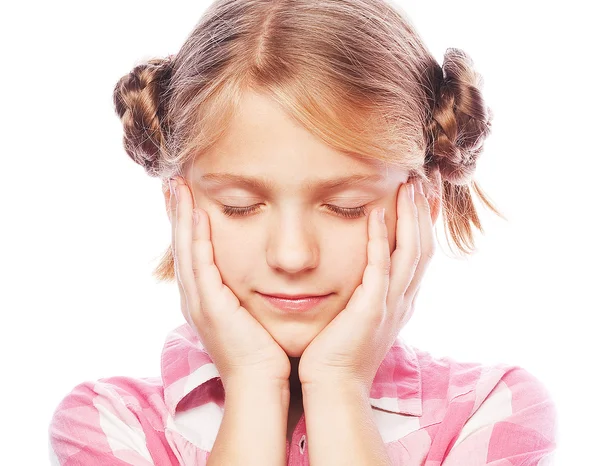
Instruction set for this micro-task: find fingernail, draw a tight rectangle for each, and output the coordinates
[406,182,414,201]
[169,178,179,202]
[415,179,423,195]
[378,207,386,224]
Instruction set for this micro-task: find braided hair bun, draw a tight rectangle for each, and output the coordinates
[425,48,493,186]
[113,55,175,177]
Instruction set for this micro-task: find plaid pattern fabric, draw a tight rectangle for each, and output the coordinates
[49,323,557,465]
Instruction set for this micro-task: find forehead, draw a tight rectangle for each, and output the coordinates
[189,91,409,189]
[196,172,391,193]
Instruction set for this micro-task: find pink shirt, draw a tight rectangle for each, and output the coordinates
[48,323,557,465]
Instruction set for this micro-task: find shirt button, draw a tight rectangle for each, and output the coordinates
[299,434,306,454]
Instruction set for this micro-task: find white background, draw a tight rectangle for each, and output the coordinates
[1,1,597,464]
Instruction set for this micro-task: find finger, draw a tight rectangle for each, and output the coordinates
[170,177,201,327]
[168,178,186,307]
[387,181,421,309]
[189,199,239,316]
[354,206,391,318]
[404,179,435,302]
[397,290,418,332]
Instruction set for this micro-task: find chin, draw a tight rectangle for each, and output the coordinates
[246,293,342,358]
[272,329,312,358]
[282,345,306,358]
[256,319,319,358]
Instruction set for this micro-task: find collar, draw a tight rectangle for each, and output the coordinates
[161,323,422,418]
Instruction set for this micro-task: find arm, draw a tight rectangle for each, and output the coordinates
[302,379,393,466]
[207,378,290,466]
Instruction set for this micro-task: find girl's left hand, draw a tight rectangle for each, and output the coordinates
[298,179,435,391]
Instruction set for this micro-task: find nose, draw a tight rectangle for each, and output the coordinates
[266,212,319,274]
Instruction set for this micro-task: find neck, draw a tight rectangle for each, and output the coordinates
[289,356,302,400]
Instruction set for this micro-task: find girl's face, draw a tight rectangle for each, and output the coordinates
[179,91,410,358]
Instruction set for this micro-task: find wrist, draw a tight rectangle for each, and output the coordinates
[223,377,291,420]
[224,375,290,398]
[301,376,370,401]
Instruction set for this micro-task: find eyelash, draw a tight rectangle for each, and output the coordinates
[221,204,368,219]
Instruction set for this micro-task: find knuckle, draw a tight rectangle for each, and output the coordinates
[410,199,419,215]
[173,255,182,272]
[423,202,431,215]
[371,256,391,274]
[424,245,436,261]
[412,257,421,270]
[368,308,384,327]
[381,259,391,275]
[412,248,421,268]
[418,195,431,212]
[192,265,201,280]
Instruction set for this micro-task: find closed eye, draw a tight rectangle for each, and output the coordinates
[325,205,367,219]
[221,204,368,219]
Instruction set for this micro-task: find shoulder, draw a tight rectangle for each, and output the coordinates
[416,348,555,406]
[48,376,178,465]
[414,348,557,464]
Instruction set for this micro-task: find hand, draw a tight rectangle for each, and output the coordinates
[298,179,435,390]
[169,176,291,391]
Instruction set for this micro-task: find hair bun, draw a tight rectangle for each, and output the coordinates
[113,56,175,177]
[425,48,493,186]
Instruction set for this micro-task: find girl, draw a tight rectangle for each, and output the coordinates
[49,0,557,464]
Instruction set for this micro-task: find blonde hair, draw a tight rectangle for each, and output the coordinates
[112,0,504,283]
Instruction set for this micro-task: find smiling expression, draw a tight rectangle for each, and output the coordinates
[175,90,410,357]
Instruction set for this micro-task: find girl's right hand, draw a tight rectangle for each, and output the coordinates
[168,176,291,391]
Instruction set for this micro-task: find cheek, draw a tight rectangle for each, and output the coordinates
[209,219,258,289]
[322,228,368,292]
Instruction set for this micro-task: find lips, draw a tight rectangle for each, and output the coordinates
[258,292,331,312]
[262,292,328,299]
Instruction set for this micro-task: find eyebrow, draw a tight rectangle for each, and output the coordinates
[197,173,386,192]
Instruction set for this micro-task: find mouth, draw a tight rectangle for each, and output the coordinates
[257,292,332,313]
